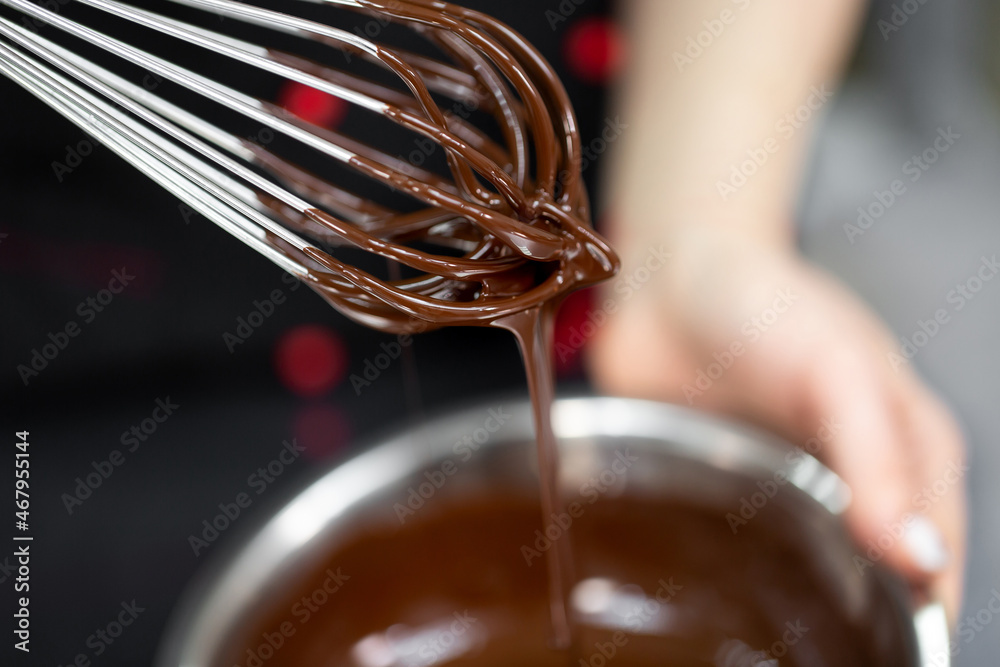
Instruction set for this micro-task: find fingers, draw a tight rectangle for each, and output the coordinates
[805,348,920,567]
[895,380,968,625]
[808,348,967,625]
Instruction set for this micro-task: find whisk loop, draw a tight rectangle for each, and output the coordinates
[0,0,618,331]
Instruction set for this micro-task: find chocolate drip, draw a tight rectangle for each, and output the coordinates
[496,304,575,648]
[237,0,619,649]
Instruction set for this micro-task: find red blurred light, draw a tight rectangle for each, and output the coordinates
[553,288,596,374]
[278,81,349,129]
[562,17,626,84]
[274,324,348,397]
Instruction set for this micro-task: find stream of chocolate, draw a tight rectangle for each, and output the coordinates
[497,304,576,648]
[245,0,620,650]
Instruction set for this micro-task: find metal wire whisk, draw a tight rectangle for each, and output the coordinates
[0,0,619,332]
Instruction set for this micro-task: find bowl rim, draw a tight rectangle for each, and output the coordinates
[155,395,950,667]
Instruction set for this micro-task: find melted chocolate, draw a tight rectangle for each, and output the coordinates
[222,494,912,666]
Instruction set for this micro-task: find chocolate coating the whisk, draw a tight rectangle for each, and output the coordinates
[252,0,619,333]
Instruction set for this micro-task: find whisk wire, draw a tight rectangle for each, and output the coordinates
[0,34,312,277]
[0,0,618,331]
[0,12,331,254]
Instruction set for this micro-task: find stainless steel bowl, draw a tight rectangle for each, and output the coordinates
[156,396,949,666]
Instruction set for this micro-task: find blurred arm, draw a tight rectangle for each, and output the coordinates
[606,0,867,251]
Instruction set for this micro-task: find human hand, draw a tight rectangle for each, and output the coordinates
[588,228,966,623]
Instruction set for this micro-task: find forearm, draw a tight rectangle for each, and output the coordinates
[605,0,866,254]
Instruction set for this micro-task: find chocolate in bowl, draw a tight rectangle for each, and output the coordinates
[155,397,948,667]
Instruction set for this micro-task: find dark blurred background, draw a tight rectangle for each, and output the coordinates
[2,0,1000,665]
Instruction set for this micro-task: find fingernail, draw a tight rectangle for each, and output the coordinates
[904,517,949,572]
